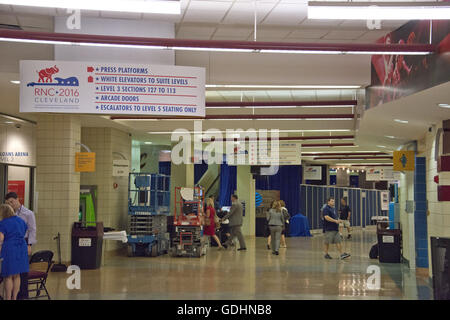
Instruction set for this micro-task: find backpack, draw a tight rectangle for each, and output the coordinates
[369,243,379,259]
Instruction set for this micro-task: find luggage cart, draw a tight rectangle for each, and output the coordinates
[170,186,206,257]
[127,173,170,257]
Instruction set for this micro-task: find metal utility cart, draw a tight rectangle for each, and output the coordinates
[127,173,170,257]
[171,186,206,258]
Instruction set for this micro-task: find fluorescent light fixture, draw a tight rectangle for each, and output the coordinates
[384,135,396,139]
[300,105,354,108]
[308,1,450,20]
[147,129,353,134]
[4,121,14,124]
[0,0,181,14]
[394,119,408,124]
[10,80,20,84]
[438,103,450,109]
[206,85,361,89]
[144,142,153,145]
[377,145,387,148]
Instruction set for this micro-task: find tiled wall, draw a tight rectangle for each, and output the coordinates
[34,115,81,263]
[399,171,415,268]
[414,156,428,268]
[422,125,450,277]
[81,127,131,252]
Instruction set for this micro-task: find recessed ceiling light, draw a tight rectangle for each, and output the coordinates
[438,103,450,109]
[10,80,20,84]
[394,119,408,124]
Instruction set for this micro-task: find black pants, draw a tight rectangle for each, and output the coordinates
[17,272,28,300]
[18,238,29,300]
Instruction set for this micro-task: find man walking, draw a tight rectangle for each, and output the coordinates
[221,195,246,251]
[322,197,350,260]
[5,192,37,300]
[339,198,352,239]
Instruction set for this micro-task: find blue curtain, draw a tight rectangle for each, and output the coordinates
[219,163,237,207]
[159,161,171,175]
[255,165,302,216]
[194,161,208,184]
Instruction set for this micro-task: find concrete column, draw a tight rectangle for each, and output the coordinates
[237,165,255,237]
[35,114,81,263]
[80,127,131,252]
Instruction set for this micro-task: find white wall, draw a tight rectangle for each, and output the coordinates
[0,123,36,167]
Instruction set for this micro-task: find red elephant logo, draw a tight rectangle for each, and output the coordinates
[37,65,59,83]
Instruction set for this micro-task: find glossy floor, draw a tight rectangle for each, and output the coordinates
[45,227,433,300]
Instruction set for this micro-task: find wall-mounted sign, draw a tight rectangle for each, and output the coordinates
[113,160,130,177]
[75,152,96,172]
[365,167,382,181]
[0,124,36,166]
[381,191,390,211]
[393,150,415,171]
[20,60,205,117]
[304,166,322,180]
[380,168,401,181]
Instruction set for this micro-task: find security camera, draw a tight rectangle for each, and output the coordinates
[15,123,21,129]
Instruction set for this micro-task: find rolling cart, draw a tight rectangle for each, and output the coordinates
[170,186,206,257]
[127,173,170,257]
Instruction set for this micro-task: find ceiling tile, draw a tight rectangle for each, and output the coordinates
[261,3,307,26]
[222,2,276,24]
[357,30,389,42]
[17,15,53,31]
[287,29,329,39]
[323,30,367,40]
[0,13,18,25]
[183,1,233,23]
[253,28,291,39]
[0,4,12,12]
[10,5,56,15]
[214,26,253,37]
[177,25,216,38]
[212,35,250,41]
[300,19,344,27]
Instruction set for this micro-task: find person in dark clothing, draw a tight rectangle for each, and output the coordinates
[323,197,350,260]
[338,198,352,239]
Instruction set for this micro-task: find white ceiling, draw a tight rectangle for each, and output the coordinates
[0,0,446,168]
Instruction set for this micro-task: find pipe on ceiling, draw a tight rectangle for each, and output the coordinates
[0,29,437,54]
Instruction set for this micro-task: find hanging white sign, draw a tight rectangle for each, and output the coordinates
[304,166,322,180]
[20,60,205,117]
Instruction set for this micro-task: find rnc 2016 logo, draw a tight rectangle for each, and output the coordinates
[27,65,79,87]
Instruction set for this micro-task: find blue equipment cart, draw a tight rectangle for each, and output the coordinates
[127,173,170,257]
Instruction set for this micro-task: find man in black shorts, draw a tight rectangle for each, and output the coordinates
[323,197,350,260]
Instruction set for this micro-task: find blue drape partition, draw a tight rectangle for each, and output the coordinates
[255,165,302,216]
[194,161,208,184]
[159,161,171,175]
[219,163,237,207]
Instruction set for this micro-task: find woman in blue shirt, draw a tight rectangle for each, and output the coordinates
[0,204,29,300]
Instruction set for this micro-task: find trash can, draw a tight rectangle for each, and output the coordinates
[71,222,104,269]
[430,237,450,300]
[377,221,401,263]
